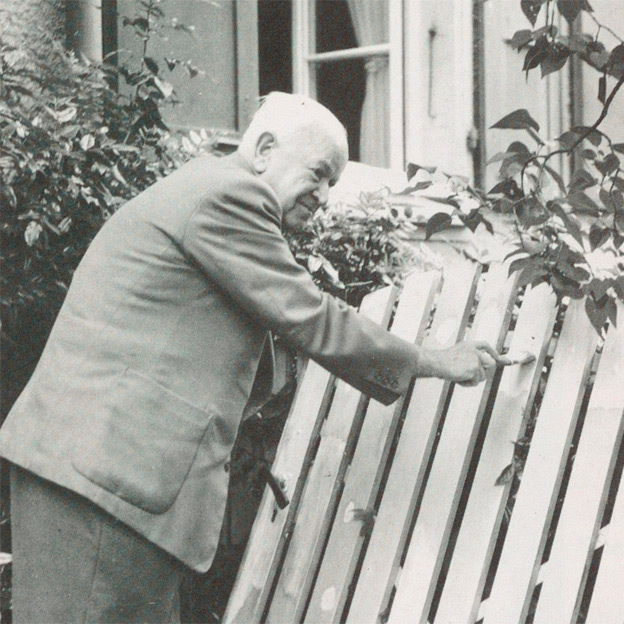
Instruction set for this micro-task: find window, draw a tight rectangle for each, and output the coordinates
[292,0,404,168]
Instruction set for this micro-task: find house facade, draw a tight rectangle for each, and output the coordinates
[5,0,622,187]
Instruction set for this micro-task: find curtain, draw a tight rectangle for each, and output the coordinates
[346,0,389,167]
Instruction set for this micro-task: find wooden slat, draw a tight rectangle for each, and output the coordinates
[434,283,557,624]
[535,302,624,624]
[586,454,624,623]
[223,360,334,624]
[266,287,397,624]
[387,263,518,624]
[303,271,442,624]
[483,298,600,624]
[346,256,480,624]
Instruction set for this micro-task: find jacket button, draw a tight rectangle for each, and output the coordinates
[224,461,230,473]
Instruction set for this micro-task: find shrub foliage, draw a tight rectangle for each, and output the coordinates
[0,4,215,415]
[289,189,429,307]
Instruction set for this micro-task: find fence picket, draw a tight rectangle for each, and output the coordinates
[223,359,334,624]
[266,287,396,624]
[387,263,517,624]
[434,283,557,624]
[225,265,623,624]
[346,257,480,624]
[303,271,442,624]
[585,466,624,624]
[483,299,600,624]
[534,302,624,624]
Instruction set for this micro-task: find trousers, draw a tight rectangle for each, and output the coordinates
[9,464,186,623]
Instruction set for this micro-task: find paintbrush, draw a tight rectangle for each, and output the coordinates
[500,350,536,366]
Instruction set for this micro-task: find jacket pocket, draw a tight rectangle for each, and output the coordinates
[72,368,211,514]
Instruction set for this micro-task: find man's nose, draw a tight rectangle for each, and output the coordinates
[313,179,330,206]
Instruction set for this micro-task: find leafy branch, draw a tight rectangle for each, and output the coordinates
[416,0,623,334]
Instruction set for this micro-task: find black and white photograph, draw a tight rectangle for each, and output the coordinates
[1,1,623,622]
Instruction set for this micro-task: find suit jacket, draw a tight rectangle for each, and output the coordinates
[0,152,419,571]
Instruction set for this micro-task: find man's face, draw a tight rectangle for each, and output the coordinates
[257,129,348,231]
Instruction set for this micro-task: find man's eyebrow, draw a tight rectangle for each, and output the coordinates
[314,161,333,176]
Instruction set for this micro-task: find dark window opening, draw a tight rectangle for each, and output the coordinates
[314,0,365,162]
[258,0,293,96]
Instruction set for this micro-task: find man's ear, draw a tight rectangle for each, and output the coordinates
[253,132,276,174]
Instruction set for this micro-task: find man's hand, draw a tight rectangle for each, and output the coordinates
[417,341,512,387]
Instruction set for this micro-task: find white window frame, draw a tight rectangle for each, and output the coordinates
[292,0,405,169]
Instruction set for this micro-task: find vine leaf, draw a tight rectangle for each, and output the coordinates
[397,180,433,195]
[544,164,567,194]
[566,190,601,216]
[521,0,546,26]
[608,44,624,79]
[568,168,596,193]
[510,29,533,50]
[590,278,614,300]
[523,37,549,74]
[425,212,453,240]
[550,202,584,246]
[599,188,624,213]
[598,74,607,103]
[595,153,620,176]
[491,109,540,132]
[352,508,377,538]
[585,294,617,333]
[496,463,515,486]
[516,196,548,226]
[559,126,603,148]
[406,162,436,181]
[143,56,159,75]
[557,0,584,23]
[541,46,570,77]
[589,224,611,250]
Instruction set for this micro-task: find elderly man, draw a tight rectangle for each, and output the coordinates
[0,93,506,623]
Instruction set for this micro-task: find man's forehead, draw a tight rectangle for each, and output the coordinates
[309,136,347,168]
[285,125,347,178]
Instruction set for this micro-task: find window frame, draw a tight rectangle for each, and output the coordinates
[292,0,405,169]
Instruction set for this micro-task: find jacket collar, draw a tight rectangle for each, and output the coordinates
[229,151,284,224]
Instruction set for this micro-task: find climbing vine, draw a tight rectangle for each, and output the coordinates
[420,0,624,333]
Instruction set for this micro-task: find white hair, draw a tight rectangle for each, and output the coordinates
[239,92,348,159]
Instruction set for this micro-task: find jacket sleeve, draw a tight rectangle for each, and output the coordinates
[181,171,419,405]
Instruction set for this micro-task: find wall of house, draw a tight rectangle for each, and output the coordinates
[22,0,619,178]
[402,0,572,189]
[580,0,624,141]
[402,0,621,190]
[482,0,570,189]
[117,0,238,132]
[403,0,475,179]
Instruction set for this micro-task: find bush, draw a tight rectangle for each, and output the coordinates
[0,14,215,416]
[0,6,215,613]
[288,189,436,307]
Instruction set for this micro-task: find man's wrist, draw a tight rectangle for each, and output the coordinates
[412,346,446,379]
